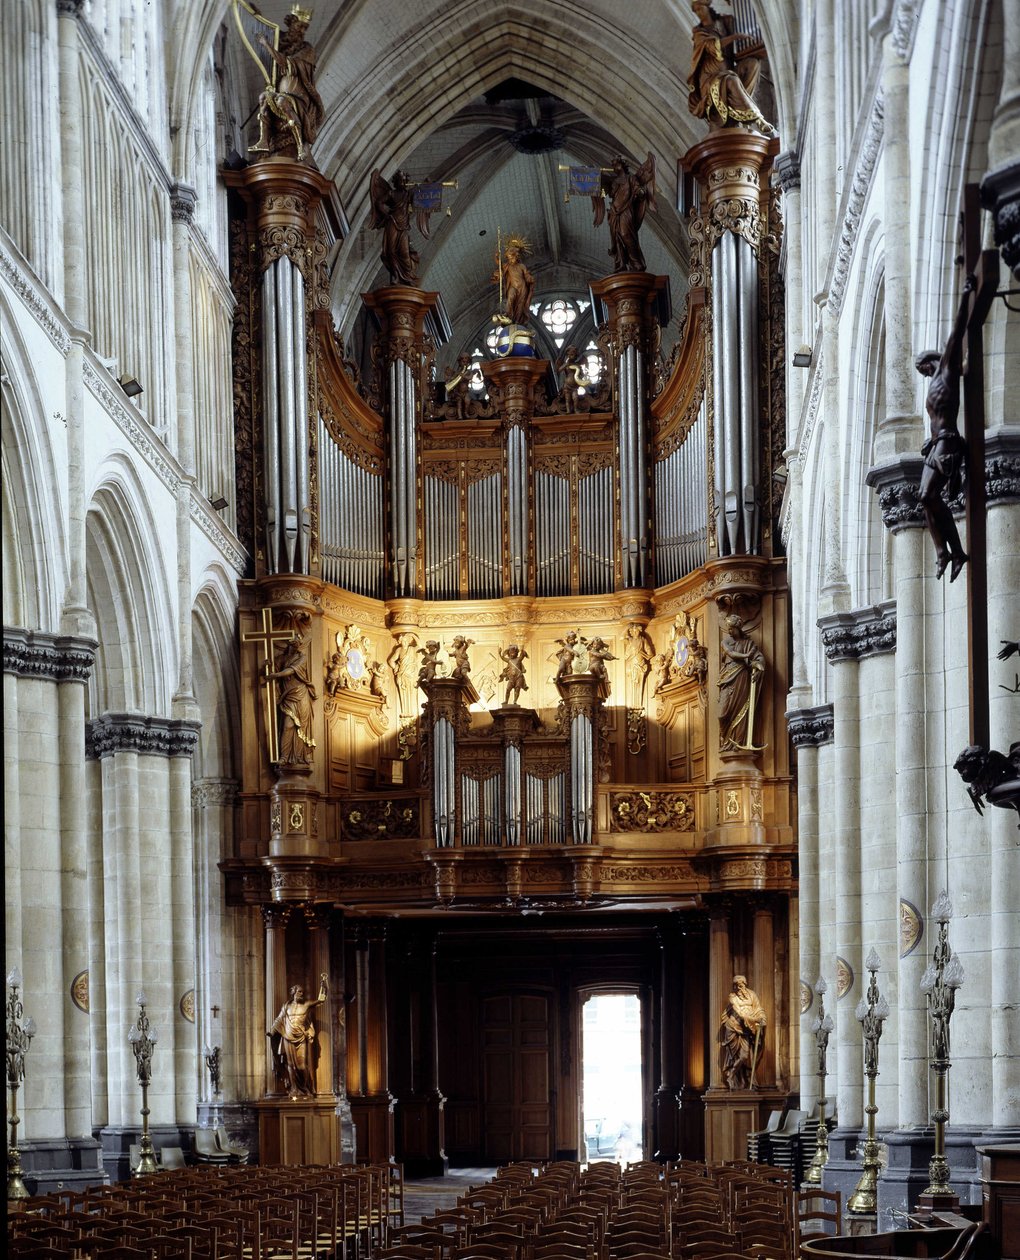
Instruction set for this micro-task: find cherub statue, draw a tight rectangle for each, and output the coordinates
[498,645,529,706]
[368,659,387,699]
[369,170,436,286]
[592,154,657,273]
[552,630,583,680]
[448,636,474,682]
[250,6,324,162]
[587,636,617,683]
[555,344,595,414]
[417,640,441,687]
[443,353,480,420]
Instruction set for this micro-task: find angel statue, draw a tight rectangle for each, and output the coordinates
[593,154,657,273]
[498,645,529,706]
[242,3,324,162]
[369,170,437,286]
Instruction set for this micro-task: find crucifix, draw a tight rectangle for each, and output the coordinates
[916,185,999,747]
[241,607,295,765]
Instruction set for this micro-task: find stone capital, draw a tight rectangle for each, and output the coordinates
[785,703,835,748]
[169,183,198,225]
[774,150,801,192]
[818,600,897,662]
[3,626,97,683]
[981,162,1020,280]
[85,712,202,759]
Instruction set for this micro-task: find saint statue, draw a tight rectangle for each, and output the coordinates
[688,1,774,136]
[593,154,657,273]
[250,6,324,161]
[265,631,317,767]
[718,974,766,1090]
[717,614,765,752]
[494,235,536,327]
[915,274,975,582]
[269,975,327,1097]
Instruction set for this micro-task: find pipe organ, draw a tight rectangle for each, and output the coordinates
[225,123,793,1173]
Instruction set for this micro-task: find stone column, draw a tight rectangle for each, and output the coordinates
[589,272,667,585]
[775,151,806,421]
[678,919,709,1160]
[350,924,395,1163]
[362,287,440,598]
[751,903,778,1088]
[981,0,1020,278]
[169,747,198,1127]
[305,905,334,1099]
[707,905,733,1091]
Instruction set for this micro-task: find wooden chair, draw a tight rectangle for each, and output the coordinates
[796,1188,841,1243]
[377,1248,441,1260]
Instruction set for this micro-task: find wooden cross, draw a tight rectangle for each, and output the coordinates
[241,607,294,765]
[957,185,1000,747]
[211,1005,220,1018]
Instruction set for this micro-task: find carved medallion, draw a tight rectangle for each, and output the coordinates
[725,789,741,818]
[899,898,924,958]
[835,956,854,1000]
[288,802,305,832]
[610,790,694,832]
[179,989,196,1023]
[71,969,90,1014]
[800,981,813,1015]
[325,624,377,696]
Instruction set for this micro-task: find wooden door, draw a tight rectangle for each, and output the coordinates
[482,993,552,1162]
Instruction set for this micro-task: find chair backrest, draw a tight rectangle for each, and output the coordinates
[777,1109,806,1134]
[765,1110,785,1132]
[161,1145,187,1170]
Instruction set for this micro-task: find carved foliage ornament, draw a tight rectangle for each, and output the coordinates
[610,790,695,832]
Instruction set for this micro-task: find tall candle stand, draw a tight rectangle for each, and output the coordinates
[848,949,890,1214]
[6,968,37,1201]
[805,975,834,1184]
[918,891,964,1210]
[204,1044,223,1129]
[128,992,160,1176]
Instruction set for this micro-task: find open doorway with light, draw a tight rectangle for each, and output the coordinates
[581,992,644,1163]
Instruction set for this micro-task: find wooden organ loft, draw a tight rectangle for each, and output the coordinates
[220,128,796,1174]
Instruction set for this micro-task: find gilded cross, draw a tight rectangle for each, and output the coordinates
[241,608,294,765]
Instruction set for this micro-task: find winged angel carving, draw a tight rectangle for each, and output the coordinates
[369,170,437,286]
[592,154,657,273]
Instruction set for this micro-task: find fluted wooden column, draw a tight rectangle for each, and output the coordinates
[262,906,291,1098]
[653,921,681,1160]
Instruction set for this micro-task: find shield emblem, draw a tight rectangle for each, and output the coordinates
[346,648,366,680]
[674,636,690,670]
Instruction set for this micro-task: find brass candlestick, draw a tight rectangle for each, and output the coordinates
[848,949,890,1214]
[128,992,160,1177]
[919,891,964,1207]
[805,975,834,1185]
[6,968,37,1201]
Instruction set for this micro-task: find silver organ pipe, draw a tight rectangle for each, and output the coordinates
[292,265,310,570]
[433,716,455,846]
[505,744,521,847]
[261,271,280,571]
[316,416,385,596]
[425,475,458,599]
[389,357,418,597]
[570,711,594,844]
[506,424,528,595]
[535,471,570,596]
[737,235,760,553]
[653,399,708,584]
[481,775,499,846]
[634,345,649,582]
[276,259,298,572]
[549,772,565,845]
[461,776,479,847]
[467,473,502,599]
[577,466,613,595]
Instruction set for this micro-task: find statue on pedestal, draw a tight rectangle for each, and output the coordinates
[593,154,657,273]
[718,975,766,1089]
[246,5,324,161]
[688,1,774,136]
[369,170,437,286]
[448,636,474,682]
[269,974,327,1097]
[265,630,317,767]
[498,645,529,706]
[718,614,765,752]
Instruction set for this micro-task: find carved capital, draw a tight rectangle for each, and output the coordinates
[786,703,835,748]
[774,150,801,193]
[981,162,1020,281]
[3,627,97,683]
[169,183,198,225]
[818,600,897,662]
[866,454,926,530]
[85,712,202,759]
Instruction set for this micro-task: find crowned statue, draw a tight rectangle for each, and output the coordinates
[491,232,537,357]
[233,1,324,161]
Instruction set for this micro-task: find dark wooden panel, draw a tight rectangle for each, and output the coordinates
[481,992,552,1162]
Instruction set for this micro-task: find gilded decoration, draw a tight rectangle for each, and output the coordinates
[342,797,420,841]
[71,969,90,1014]
[836,956,854,1000]
[900,899,924,958]
[179,989,196,1023]
[655,610,709,704]
[610,790,695,833]
[800,981,813,1015]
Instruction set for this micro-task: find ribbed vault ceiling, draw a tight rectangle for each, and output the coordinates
[231,1,783,358]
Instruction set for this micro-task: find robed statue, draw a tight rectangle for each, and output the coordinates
[718,975,767,1089]
[238,3,324,161]
[265,631,317,767]
[593,154,657,273]
[269,975,327,1097]
[688,1,774,136]
[718,614,765,752]
[369,170,437,286]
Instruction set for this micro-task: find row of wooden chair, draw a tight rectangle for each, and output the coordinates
[8,1160,403,1259]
